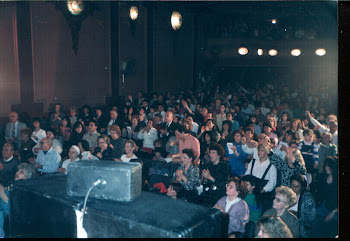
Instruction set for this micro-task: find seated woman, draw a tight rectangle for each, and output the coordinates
[167,148,200,203]
[310,156,338,238]
[92,135,116,161]
[200,143,230,207]
[289,174,316,238]
[0,163,37,237]
[78,140,99,160]
[137,119,158,155]
[19,128,36,164]
[109,125,125,160]
[262,186,299,238]
[256,215,293,238]
[69,121,85,146]
[219,120,234,147]
[119,140,138,163]
[214,177,250,238]
[57,145,81,174]
[31,118,46,144]
[199,131,216,167]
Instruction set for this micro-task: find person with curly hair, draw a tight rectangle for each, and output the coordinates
[256,215,293,238]
[214,177,250,237]
[262,186,299,238]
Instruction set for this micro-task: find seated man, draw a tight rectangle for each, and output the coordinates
[82,120,100,152]
[0,143,18,187]
[5,111,27,149]
[0,163,37,237]
[33,138,61,173]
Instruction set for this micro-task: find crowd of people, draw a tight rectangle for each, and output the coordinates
[0,82,338,238]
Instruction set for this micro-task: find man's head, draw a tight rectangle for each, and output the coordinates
[2,143,14,160]
[174,124,187,140]
[165,111,173,124]
[110,110,118,120]
[9,112,18,123]
[40,138,52,151]
[88,121,98,134]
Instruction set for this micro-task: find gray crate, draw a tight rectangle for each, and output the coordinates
[67,160,142,202]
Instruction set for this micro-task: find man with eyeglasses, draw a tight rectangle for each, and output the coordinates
[33,138,61,174]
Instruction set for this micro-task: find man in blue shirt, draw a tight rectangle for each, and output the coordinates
[34,138,61,173]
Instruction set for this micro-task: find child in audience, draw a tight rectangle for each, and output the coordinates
[241,175,262,223]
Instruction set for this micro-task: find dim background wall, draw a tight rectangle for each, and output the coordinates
[31,1,111,113]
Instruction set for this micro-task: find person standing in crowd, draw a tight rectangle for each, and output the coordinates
[225,130,248,177]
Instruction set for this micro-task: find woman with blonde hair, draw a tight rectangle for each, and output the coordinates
[262,186,299,238]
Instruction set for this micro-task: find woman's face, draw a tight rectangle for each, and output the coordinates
[110,130,118,140]
[68,148,79,160]
[96,109,102,116]
[84,108,89,114]
[290,180,302,196]
[234,133,241,143]
[55,105,60,112]
[226,181,239,198]
[33,120,40,129]
[257,147,267,159]
[206,120,214,129]
[147,120,153,128]
[292,121,298,129]
[98,138,108,150]
[222,123,229,131]
[75,125,83,134]
[70,110,76,117]
[181,153,192,166]
[282,113,288,121]
[285,133,292,143]
[61,118,68,126]
[20,132,29,141]
[139,108,145,115]
[204,133,211,142]
[257,225,270,238]
[209,150,220,163]
[125,143,134,154]
[272,193,288,211]
[132,118,138,126]
[325,164,332,175]
[226,114,233,121]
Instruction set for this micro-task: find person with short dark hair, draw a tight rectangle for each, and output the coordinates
[18,128,36,164]
[168,148,200,203]
[289,174,316,238]
[214,177,250,237]
[0,143,18,186]
[82,120,100,152]
[241,175,262,223]
[31,118,46,144]
[200,143,230,207]
[109,125,125,160]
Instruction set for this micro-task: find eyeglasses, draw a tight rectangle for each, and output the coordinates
[274,197,286,204]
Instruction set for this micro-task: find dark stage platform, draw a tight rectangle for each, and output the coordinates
[9,173,226,238]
